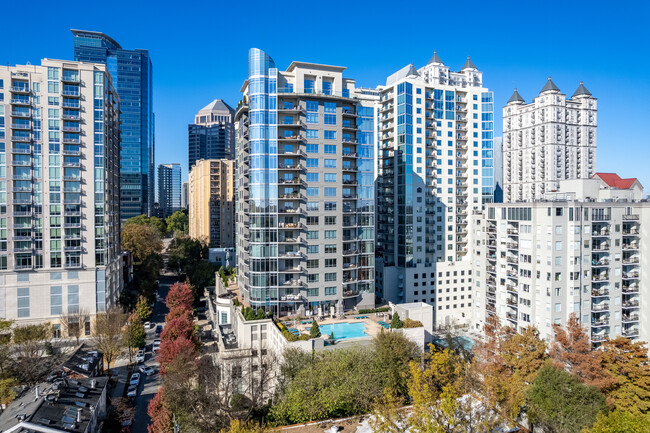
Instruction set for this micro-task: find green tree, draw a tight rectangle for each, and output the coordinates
[310,320,321,338]
[390,313,403,329]
[124,313,146,355]
[166,210,189,236]
[588,410,650,433]
[527,364,606,433]
[0,377,19,407]
[122,223,163,262]
[135,295,153,321]
[0,319,13,377]
[373,330,420,397]
[125,214,167,237]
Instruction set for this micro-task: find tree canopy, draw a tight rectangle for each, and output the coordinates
[122,223,163,262]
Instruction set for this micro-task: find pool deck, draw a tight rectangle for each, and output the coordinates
[283,313,392,340]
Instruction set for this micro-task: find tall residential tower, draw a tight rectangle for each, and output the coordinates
[503,79,596,202]
[375,52,494,327]
[72,29,154,220]
[235,48,377,317]
[0,59,122,330]
[188,99,234,171]
[157,163,181,218]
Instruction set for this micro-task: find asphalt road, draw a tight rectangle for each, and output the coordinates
[132,270,177,433]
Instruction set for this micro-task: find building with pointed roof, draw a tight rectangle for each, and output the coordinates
[188,99,235,170]
[375,52,493,327]
[502,79,597,202]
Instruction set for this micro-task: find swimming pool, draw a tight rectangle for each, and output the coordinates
[432,336,476,351]
[319,322,369,340]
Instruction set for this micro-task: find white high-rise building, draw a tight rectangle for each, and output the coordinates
[471,174,648,346]
[375,52,495,328]
[0,59,122,331]
[503,78,597,202]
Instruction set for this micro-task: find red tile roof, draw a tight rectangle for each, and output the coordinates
[593,173,639,189]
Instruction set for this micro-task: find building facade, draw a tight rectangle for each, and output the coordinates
[503,79,596,202]
[157,163,181,218]
[235,48,377,317]
[375,52,494,328]
[188,99,234,171]
[188,159,235,248]
[471,175,647,346]
[0,59,122,329]
[72,29,154,220]
[182,180,189,209]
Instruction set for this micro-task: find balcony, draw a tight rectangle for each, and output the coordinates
[11,123,31,130]
[62,101,80,109]
[61,75,81,84]
[10,98,31,106]
[62,125,81,132]
[62,113,81,121]
[10,86,30,94]
[62,89,81,98]
[11,136,31,143]
[591,303,609,312]
[62,136,81,145]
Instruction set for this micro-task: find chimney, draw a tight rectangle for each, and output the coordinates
[77,408,82,423]
[90,379,96,389]
[35,386,39,399]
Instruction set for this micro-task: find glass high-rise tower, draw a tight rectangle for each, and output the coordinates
[72,29,154,220]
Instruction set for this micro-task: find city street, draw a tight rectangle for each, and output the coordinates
[131,269,177,433]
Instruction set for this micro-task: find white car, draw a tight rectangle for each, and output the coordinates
[139,365,155,376]
[144,321,151,330]
[152,340,161,353]
[129,373,140,386]
[127,385,138,398]
[135,349,145,363]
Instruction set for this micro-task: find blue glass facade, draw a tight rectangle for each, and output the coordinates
[481,92,494,203]
[73,30,154,220]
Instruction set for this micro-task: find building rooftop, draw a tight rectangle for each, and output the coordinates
[460,56,477,71]
[428,50,445,65]
[572,81,592,98]
[70,29,122,49]
[198,99,234,114]
[507,88,525,104]
[540,76,560,93]
[61,344,103,378]
[593,173,640,189]
[0,376,109,433]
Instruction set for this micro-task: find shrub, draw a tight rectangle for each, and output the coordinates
[310,321,321,338]
[390,313,403,329]
[358,307,390,314]
[403,318,423,328]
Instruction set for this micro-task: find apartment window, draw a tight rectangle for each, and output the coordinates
[17,287,29,318]
[324,173,336,182]
[306,144,318,153]
[325,272,337,282]
[67,285,79,313]
[307,274,319,283]
[325,244,337,253]
[325,216,336,225]
[306,129,318,139]
[304,79,315,94]
[324,202,336,211]
[307,288,319,297]
[324,144,336,154]
[307,216,319,225]
[324,188,336,197]
[306,187,319,197]
[324,159,336,168]
[307,259,319,268]
[307,245,319,254]
[324,131,337,141]
[307,202,319,211]
[306,158,318,168]
[325,258,337,267]
[306,173,318,182]
[307,231,319,239]
[555,303,561,312]
[325,287,336,296]
[325,230,337,239]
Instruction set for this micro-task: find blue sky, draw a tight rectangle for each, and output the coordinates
[3,1,650,188]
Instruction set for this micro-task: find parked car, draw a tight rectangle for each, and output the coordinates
[127,385,138,398]
[120,419,133,433]
[129,373,140,386]
[139,365,155,376]
[153,339,161,353]
[135,349,145,363]
[144,321,151,330]
[155,325,163,336]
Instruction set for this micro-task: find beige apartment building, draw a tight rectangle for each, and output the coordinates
[188,159,235,248]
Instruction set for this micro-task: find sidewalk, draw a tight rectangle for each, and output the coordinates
[109,356,130,399]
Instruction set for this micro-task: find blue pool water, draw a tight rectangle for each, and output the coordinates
[432,336,476,351]
[319,322,369,340]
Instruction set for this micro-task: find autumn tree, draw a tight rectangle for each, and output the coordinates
[600,337,650,414]
[122,223,163,262]
[92,306,126,370]
[588,410,650,433]
[526,364,606,433]
[475,316,511,415]
[125,214,167,238]
[166,282,194,311]
[135,295,153,321]
[148,388,174,433]
[0,377,19,407]
[158,337,197,374]
[12,323,51,384]
[550,314,614,391]
[370,390,410,433]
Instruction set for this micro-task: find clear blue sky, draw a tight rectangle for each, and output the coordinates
[3,1,650,188]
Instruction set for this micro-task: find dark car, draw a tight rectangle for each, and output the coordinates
[155,325,163,336]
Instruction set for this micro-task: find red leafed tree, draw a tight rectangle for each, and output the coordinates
[165,305,193,323]
[161,316,195,344]
[147,388,173,433]
[550,313,614,391]
[165,282,193,311]
[159,336,197,373]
